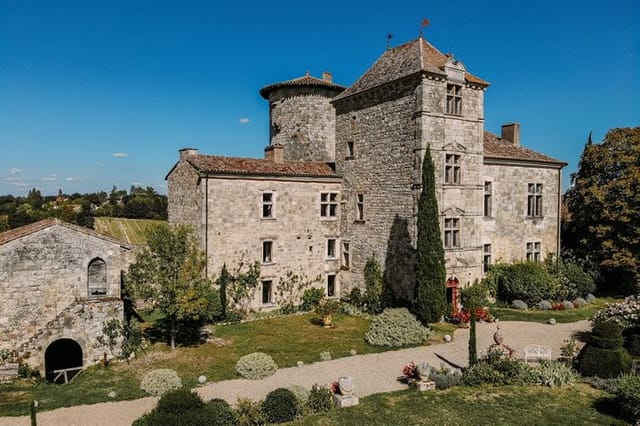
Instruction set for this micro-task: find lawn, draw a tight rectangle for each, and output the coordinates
[93,217,165,244]
[0,312,450,417]
[490,297,619,324]
[293,384,625,425]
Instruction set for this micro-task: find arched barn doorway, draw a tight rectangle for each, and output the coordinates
[45,339,83,384]
[446,277,460,314]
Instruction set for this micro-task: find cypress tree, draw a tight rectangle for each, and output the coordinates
[413,145,447,324]
[218,264,230,319]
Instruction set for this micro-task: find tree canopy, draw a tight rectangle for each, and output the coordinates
[565,127,640,293]
[126,223,220,348]
[413,145,447,324]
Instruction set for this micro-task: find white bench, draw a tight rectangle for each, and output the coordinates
[524,345,552,362]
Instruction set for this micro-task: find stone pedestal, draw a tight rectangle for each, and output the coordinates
[415,380,436,391]
[333,394,359,408]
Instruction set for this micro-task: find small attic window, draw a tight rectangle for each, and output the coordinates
[88,258,107,296]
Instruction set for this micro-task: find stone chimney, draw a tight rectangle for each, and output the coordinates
[179,148,199,161]
[501,123,520,146]
[322,71,333,83]
[264,144,284,163]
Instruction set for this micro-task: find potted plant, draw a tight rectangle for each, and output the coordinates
[315,300,340,327]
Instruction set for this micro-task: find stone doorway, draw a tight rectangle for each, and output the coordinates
[44,339,83,383]
[446,277,460,314]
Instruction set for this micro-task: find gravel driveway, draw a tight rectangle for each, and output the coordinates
[0,320,589,426]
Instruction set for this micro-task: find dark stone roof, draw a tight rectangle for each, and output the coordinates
[0,218,133,247]
[334,37,489,101]
[260,72,346,99]
[187,155,340,178]
[483,131,566,166]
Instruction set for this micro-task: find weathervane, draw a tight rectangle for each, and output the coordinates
[386,32,393,50]
[419,18,430,37]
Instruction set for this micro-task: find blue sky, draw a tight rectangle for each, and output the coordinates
[1,0,638,195]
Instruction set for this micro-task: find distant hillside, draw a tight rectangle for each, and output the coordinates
[94,217,165,245]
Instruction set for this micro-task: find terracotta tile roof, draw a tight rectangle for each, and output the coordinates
[483,131,566,166]
[187,155,340,178]
[0,218,133,247]
[334,37,489,101]
[260,72,346,99]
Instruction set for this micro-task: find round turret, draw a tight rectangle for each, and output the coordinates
[260,72,345,162]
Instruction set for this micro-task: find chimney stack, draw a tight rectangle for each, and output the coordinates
[501,123,520,146]
[179,148,199,161]
[264,144,284,163]
[322,71,333,83]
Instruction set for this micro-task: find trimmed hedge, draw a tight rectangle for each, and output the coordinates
[263,388,299,423]
[235,352,278,379]
[577,321,633,378]
[365,308,430,347]
[487,262,559,305]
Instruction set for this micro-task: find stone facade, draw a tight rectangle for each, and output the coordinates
[167,37,565,310]
[0,219,133,374]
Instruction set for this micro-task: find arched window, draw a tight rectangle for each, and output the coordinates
[88,258,107,296]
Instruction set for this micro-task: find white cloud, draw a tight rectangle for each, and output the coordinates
[65,177,74,181]
[131,182,145,187]
[65,177,84,182]
[10,167,24,176]
[112,152,128,158]
[41,176,56,181]
[239,117,250,124]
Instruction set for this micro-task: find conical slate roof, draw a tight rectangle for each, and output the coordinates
[259,72,346,99]
[334,37,489,101]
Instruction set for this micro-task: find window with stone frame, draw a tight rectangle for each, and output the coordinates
[444,218,460,248]
[262,240,273,263]
[445,154,461,184]
[526,241,541,262]
[347,141,354,158]
[88,258,107,296]
[483,244,492,273]
[326,238,337,259]
[484,181,492,217]
[327,274,336,297]
[262,192,274,218]
[342,241,350,269]
[320,192,338,218]
[355,193,364,221]
[527,183,543,217]
[261,280,273,304]
[446,84,462,115]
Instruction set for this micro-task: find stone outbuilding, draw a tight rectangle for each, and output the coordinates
[0,219,133,381]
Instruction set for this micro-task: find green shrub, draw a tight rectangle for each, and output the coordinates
[511,300,528,310]
[576,346,632,378]
[262,388,299,423]
[573,297,587,308]
[364,256,384,313]
[140,369,182,396]
[591,322,624,348]
[463,350,537,386]
[301,288,325,311]
[206,399,237,426]
[156,389,203,415]
[428,366,462,390]
[365,308,430,347]
[235,352,278,379]
[585,293,596,303]
[535,361,578,387]
[235,398,265,426]
[537,300,552,310]
[340,303,373,319]
[624,331,640,356]
[487,262,559,305]
[344,287,364,308]
[307,384,333,414]
[462,362,504,386]
[615,374,640,423]
[561,300,574,310]
[287,385,310,411]
[559,262,596,299]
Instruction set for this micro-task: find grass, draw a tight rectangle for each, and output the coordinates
[490,298,620,324]
[292,384,626,425]
[0,312,444,416]
[93,217,165,244]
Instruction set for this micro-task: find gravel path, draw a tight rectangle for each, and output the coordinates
[0,320,589,426]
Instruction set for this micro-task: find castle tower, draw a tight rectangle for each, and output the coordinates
[260,72,345,162]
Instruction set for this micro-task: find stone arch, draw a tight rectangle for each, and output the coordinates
[44,338,83,383]
[88,257,107,296]
[446,276,460,314]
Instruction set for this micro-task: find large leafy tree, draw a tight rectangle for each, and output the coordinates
[413,145,447,324]
[126,223,218,349]
[565,127,640,293]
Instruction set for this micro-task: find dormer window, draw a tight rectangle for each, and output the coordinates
[446,84,462,115]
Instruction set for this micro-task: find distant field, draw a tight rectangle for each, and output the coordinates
[94,217,164,245]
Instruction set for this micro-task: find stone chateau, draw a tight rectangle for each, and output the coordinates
[168,36,566,310]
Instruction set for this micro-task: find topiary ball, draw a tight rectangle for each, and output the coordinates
[537,300,552,311]
[140,368,182,396]
[235,352,278,379]
[263,388,299,423]
[511,300,528,310]
[156,389,203,415]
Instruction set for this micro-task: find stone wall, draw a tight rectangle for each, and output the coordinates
[203,175,342,308]
[483,162,562,263]
[267,86,339,162]
[167,158,202,240]
[0,224,130,371]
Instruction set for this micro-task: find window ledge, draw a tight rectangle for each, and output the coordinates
[262,262,276,266]
[320,217,338,221]
[345,156,354,160]
[354,219,365,224]
[261,217,277,221]
[526,216,545,220]
[483,216,494,220]
[325,258,339,262]
[444,247,463,252]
